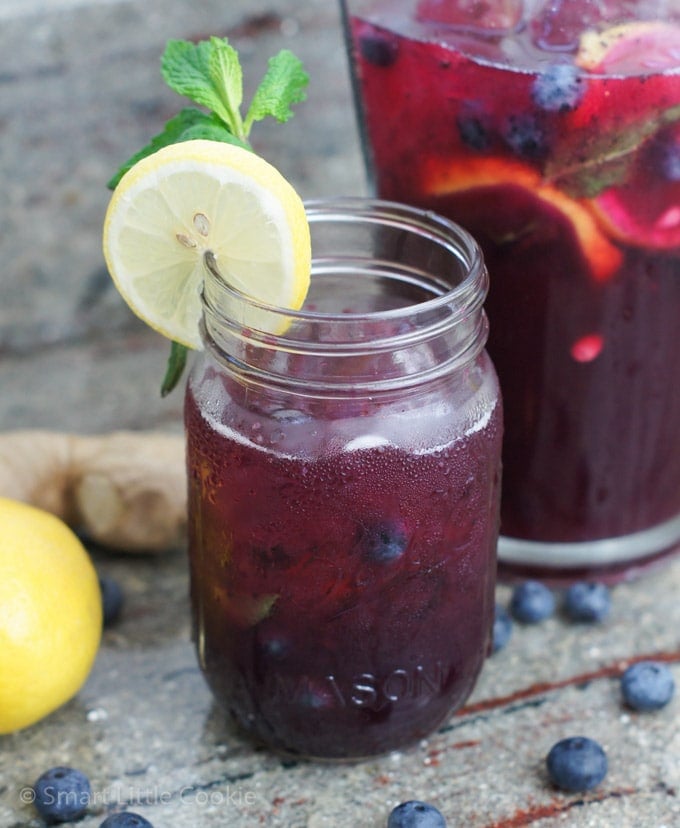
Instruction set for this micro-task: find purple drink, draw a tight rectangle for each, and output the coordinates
[342,0,680,578]
[185,199,502,758]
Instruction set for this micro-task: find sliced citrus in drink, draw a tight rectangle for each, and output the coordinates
[588,122,680,251]
[564,22,680,142]
[569,23,680,251]
[422,155,622,281]
[576,21,680,74]
[103,139,311,348]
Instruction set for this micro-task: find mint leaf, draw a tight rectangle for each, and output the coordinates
[208,36,245,138]
[177,112,250,148]
[548,104,680,199]
[108,36,308,395]
[161,341,189,397]
[244,50,309,133]
[161,39,244,137]
[161,39,214,104]
[107,108,248,190]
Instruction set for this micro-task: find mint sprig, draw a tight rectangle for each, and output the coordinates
[161,38,245,138]
[107,37,308,394]
[244,47,309,133]
[107,108,247,190]
[546,104,680,199]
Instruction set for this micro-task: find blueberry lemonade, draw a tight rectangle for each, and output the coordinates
[103,38,501,759]
[342,0,680,579]
[186,200,502,758]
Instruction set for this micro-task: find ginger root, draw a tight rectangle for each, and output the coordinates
[0,430,186,552]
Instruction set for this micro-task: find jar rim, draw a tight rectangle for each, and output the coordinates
[203,196,487,331]
[200,196,491,391]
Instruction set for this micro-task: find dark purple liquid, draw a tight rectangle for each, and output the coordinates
[185,359,501,758]
[347,4,680,563]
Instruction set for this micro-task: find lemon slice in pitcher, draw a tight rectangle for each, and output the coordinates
[103,139,311,348]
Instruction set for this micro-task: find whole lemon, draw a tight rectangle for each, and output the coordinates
[0,497,102,733]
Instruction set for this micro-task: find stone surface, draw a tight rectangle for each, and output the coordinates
[1,547,679,827]
[0,0,364,431]
[0,1,679,827]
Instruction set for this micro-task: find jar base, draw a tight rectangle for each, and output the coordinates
[220,701,460,763]
[497,513,680,585]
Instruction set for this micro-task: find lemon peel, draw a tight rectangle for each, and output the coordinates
[0,497,102,734]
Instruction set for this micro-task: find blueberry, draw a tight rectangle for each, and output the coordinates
[99,574,124,627]
[546,736,608,792]
[621,661,675,712]
[256,625,291,662]
[359,31,398,67]
[359,520,408,563]
[491,603,513,653]
[509,580,555,623]
[532,64,584,113]
[100,814,154,827]
[659,137,680,181]
[297,678,337,711]
[563,581,611,623]
[252,544,293,570]
[387,800,446,828]
[503,114,547,159]
[33,766,91,823]
[457,115,490,151]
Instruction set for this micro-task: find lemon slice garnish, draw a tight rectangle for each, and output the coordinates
[103,139,311,348]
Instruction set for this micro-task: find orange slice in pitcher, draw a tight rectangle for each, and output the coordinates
[423,156,622,281]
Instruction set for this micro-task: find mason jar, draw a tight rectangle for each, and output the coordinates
[185,198,502,759]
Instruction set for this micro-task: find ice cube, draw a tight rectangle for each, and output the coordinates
[416,0,524,33]
[531,0,632,53]
[343,435,391,452]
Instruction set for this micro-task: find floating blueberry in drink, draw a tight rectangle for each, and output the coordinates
[457,114,491,152]
[359,31,398,67]
[256,622,292,663]
[503,114,547,160]
[532,64,584,113]
[660,135,680,181]
[358,519,409,563]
